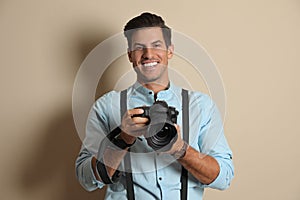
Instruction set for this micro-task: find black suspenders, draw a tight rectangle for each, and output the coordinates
[121,90,135,200]
[120,89,189,200]
[181,89,189,200]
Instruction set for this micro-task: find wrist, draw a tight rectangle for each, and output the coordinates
[107,127,136,150]
[172,141,188,159]
[119,131,136,145]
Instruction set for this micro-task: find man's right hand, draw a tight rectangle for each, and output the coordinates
[120,108,149,144]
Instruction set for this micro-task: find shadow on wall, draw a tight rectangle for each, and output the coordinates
[20,111,106,200]
[17,30,116,200]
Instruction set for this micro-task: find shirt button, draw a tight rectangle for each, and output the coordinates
[159,177,162,181]
[149,92,152,94]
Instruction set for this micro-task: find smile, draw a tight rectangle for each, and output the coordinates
[142,62,158,67]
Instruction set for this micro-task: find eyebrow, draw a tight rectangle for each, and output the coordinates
[151,40,163,45]
[133,40,164,47]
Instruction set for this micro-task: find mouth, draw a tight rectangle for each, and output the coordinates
[142,61,158,68]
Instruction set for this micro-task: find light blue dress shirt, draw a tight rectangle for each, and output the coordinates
[76,82,234,200]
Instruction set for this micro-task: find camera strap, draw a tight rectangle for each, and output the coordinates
[120,88,189,200]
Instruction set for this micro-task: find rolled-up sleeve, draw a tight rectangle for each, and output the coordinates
[75,148,105,191]
[196,94,234,190]
[75,93,113,191]
[205,155,234,190]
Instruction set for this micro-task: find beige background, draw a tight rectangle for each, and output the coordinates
[1,0,300,199]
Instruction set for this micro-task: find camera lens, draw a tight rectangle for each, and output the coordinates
[146,123,178,151]
[134,100,179,152]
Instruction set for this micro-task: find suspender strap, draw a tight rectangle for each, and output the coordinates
[124,151,135,200]
[120,89,127,118]
[121,89,135,200]
[181,89,189,200]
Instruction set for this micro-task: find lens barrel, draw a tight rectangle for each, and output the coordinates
[134,101,179,151]
[146,122,178,151]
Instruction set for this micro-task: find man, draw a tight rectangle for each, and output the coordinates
[76,12,234,200]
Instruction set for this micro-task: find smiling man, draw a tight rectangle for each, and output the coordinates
[76,12,234,200]
[128,27,172,91]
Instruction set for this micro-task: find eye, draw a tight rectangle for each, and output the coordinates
[134,45,143,51]
[154,43,162,48]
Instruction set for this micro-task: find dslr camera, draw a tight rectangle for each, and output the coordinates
[132,101,179,151]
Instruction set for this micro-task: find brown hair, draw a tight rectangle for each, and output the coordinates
[124,12,172,49]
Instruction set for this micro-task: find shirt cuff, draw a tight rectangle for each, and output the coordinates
[89,157,105,188]
[78,156,105,191]
[204,158,231,190]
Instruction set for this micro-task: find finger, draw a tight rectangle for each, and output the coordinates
[173,124,182,139]
[174,124,180,132]
[132,116,149,124]
[128,108,144,116]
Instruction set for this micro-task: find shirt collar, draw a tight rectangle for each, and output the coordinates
[132,81,177,96]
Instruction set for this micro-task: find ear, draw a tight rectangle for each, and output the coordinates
[127,48,133,63]
[167,44,174,59]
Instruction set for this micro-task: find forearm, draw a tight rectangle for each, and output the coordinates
[92,148,128,180]
[92,131,136,181]
[178,145,220,185]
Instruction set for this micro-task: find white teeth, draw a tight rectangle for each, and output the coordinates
[143,62,158,67]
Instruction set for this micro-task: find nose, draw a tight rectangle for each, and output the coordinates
[142,47,154,59]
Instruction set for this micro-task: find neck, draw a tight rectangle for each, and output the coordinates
[139,80,170,94]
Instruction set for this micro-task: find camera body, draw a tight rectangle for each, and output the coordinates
[133,101,179,151]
